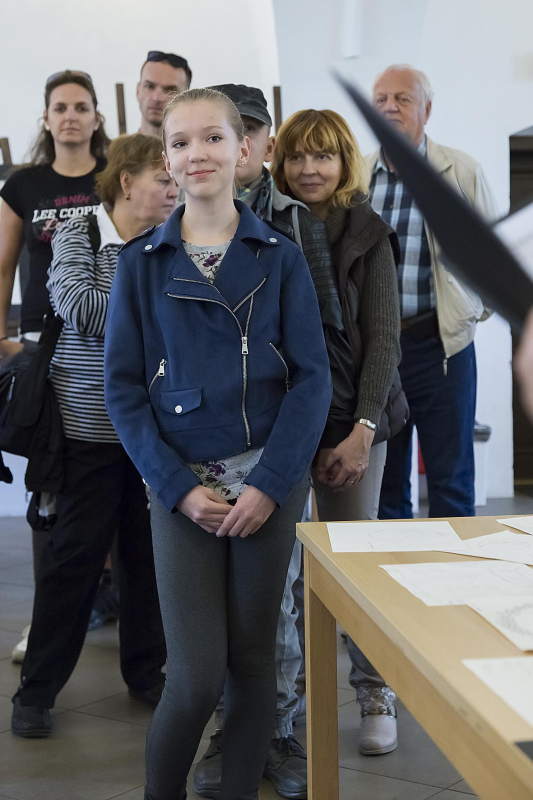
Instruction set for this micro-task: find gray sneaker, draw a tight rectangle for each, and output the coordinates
[193,730,223,798]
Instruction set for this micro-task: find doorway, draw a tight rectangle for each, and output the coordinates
[510,125,533,483]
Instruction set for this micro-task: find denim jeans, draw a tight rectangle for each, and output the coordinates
[278,443,393,724]
[379,335,477,519]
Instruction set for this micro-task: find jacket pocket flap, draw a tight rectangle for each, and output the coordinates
[158,388,202,416]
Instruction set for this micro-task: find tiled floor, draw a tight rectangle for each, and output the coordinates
[2,497,532,800]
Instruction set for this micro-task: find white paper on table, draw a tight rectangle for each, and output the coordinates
[327,520,467,554]
[468,596,533,651]
[438,530,533,565]
[463,657,533,729]
[380,561,533,606]
[497,517,533,536]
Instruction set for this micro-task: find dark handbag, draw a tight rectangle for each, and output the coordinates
[0,314,65,490]
[0,214,102,489]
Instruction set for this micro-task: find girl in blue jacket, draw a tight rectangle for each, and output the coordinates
[104,88,332,800]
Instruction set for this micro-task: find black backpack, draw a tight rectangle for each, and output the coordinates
[0,215,101,489]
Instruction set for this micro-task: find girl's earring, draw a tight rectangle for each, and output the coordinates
[125,194,131,201]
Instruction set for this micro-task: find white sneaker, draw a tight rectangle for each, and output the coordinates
[12,625,31,664]
[357,686,398,755]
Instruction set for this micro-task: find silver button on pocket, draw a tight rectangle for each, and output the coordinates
[175,405,183,414]
[145,244,153,250]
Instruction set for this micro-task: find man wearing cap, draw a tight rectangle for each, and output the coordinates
[137,51,192,134]
[191,83,357,800]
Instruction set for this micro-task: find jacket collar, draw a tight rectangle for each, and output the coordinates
[425,136,454,174]
[145,199,282,253]
[97,203,125,250]
[157,201,280,312]
[366,135,453,176]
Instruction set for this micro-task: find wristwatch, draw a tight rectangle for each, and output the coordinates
[356,418,377,432]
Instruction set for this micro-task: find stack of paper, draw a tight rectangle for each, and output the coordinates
[327,520,467,554]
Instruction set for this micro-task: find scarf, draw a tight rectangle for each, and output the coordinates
[237,166,274,221]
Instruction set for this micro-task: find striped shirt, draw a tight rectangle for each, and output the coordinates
[48,204,123,442]
[369,136,435,319]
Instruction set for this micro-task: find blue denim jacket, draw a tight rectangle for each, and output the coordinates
[104,201,332,511]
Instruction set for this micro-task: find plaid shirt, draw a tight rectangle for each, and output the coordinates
[369,137,435,319]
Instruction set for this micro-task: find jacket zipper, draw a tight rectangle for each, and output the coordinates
[167,277,266,447]
[269,343,290,392]
[148,359,167,394]
[171,277,223,293]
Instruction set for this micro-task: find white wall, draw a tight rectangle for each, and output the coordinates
[1,0,280,163]
[273,0,533,498]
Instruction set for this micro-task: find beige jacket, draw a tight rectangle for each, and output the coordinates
[366,137,498,359]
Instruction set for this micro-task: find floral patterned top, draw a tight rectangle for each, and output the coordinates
[182,239,231,282]
[183,241,264,500]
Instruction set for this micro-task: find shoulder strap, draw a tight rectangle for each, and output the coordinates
[86,213,101,256]
[38,313,64,358]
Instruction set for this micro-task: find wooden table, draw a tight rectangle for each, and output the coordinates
[297,516,533,800]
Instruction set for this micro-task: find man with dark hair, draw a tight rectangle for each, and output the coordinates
[137,51,192,134]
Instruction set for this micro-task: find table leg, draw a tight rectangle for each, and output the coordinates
[304,548,339,800]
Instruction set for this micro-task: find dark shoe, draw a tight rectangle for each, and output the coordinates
[128,679,165,709]
[193,730,223,798]
[88,582,119,631]
[264,735,307,799]
[11,696,51,738]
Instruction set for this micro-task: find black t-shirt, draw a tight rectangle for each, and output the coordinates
[0,158,105,333]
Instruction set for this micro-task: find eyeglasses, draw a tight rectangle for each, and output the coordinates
[46,70,93,86]
[146,51,189,71]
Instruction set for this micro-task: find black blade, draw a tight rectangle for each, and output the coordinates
[334,71,533,332]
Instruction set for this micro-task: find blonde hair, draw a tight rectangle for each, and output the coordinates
[95,133,164,205]
[161,87,244,151]
[271,109,369,209]
[373,64,434,104]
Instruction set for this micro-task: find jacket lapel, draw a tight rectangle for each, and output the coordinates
[162,201,273,310]
[213,237,269,311]
[426,137,453,175]
[165,245,226,304]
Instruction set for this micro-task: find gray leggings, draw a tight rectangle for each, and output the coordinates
[145,480,309,800]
